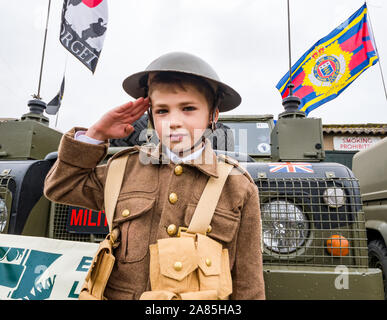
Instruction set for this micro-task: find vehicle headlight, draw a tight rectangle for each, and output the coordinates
[323,187,345,208]
[262,200,309,254]
[0,198,7,233]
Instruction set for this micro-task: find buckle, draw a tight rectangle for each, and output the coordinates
[109,228,120,245]
[177,226,208,237]
[177,227,188,237]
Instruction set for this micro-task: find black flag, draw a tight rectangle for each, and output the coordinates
[59,0,108,73]
[46,76,65,115]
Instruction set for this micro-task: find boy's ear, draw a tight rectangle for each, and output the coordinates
[209,108,219,131]
[211,108,219,123]
[215,108,219,122]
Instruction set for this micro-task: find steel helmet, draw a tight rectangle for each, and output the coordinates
[122,52,241,112]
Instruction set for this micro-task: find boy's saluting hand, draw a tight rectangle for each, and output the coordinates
[85,97,149,141]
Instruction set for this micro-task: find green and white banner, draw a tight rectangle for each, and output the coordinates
[0,234,98,300]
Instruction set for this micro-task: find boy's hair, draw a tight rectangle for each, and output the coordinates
[148,71,215,110]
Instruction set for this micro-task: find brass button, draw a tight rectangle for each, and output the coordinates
[205,258,212,267]
[121,209,130,217]
[167,224,177,236]
[174,165,183,176]
[207,225,212,234]
[169,192,178,204]
[174,261,183,271]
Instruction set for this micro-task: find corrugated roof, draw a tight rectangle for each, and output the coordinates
[323,124,387,135]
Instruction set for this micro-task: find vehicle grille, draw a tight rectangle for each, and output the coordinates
[257,177,368,268]
[49,203,105,243]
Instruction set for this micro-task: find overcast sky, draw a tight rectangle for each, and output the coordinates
[1,0,386,133]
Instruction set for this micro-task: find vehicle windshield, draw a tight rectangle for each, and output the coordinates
[221,121,271,156]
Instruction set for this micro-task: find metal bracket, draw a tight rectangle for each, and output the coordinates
[325,171,336,179]
[0,169,11,176]
[258,172,267,179]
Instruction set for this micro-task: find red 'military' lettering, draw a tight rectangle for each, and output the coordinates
[103,210,108,226]
[88,210,96,226]
[83,210,88,226]
[97,210,102,226]
[70,209,83,226]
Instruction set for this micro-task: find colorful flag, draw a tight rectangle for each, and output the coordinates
[269,162,314,174]
[46,76,65,115]
[60,0,108,73]
[276,3,379,115]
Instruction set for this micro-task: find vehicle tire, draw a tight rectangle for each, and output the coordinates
[368,239,387,299]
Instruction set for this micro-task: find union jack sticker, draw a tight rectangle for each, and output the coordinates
[268,162,314,173]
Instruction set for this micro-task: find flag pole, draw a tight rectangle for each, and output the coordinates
[366,0,387,103]
[55,108,60,127]
[287,0,293,95]
[282,0,301,115]
[55,56,68,128]
[35,0,52,100]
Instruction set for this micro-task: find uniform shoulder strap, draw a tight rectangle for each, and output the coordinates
[218,153,254,183]
[187,160,234,235]
[104,153,131,232]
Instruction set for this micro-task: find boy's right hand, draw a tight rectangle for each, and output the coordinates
[85,97,150,141]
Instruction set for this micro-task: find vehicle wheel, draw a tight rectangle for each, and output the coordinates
[368,239,387,299]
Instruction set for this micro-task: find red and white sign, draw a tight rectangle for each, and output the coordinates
[333,136,381,151]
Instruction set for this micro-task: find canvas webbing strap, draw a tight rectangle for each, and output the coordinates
[187,160,233,235]
[104,154,129,232]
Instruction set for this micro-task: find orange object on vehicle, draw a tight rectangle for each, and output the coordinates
[326,235,349,256]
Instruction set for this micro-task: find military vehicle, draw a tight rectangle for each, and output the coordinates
[0,99,62,237]
[217,94,384,299]
[0,93,384,299]
[352,137,387,298]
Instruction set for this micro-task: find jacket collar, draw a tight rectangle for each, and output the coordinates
[164,145,205,164]
[136,139,219,178]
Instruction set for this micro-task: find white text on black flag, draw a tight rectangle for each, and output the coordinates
[60,0,108,73]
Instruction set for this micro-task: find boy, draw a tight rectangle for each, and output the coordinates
[44,52,265,300]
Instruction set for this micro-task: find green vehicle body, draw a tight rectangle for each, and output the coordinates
[0,102,62,237]
[219,112,383,299]
[0,100,383,299]
[352,136,387,297]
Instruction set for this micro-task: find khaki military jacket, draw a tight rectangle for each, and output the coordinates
[44,127,265,300]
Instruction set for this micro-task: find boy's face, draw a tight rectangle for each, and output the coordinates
[150,83,218,153]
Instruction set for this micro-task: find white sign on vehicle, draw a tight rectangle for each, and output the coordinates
[256,123,269,129]
[0,234,98,300]
[333,136,381,151]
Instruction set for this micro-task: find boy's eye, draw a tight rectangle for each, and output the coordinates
[155,109,168,114]
[183,106,196,111]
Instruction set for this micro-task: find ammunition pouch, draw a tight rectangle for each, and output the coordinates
[140,231,232,300]
[79,228,120,300]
